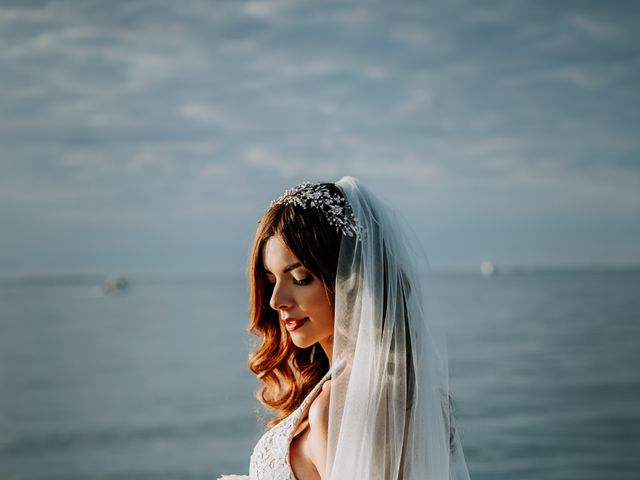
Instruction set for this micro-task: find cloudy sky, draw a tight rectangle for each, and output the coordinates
[1,0,639,276]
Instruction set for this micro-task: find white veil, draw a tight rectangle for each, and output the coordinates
[327,176,471,479]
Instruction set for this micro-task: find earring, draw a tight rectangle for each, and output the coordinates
[310,344,317,363]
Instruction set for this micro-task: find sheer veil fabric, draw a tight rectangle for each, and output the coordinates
[327,177,471,479]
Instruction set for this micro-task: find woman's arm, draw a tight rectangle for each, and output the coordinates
[307,381,332,479]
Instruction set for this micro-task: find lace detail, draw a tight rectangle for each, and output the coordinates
[249,368,333,480]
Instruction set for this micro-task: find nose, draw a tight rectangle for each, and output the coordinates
[269,280,293,311]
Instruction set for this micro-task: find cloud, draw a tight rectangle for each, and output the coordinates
[1,0,638,273]
[242,144,342,179]
[567,13,628,42]
[178,103,227,126]
[242,0,296,20]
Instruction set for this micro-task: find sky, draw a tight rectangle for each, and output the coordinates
[1,0,639,276]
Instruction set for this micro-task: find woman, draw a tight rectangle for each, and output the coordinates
[219,177,471,479]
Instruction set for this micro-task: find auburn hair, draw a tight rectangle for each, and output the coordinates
[247,183,343,428]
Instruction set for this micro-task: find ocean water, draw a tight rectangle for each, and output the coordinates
[1,271,638,480]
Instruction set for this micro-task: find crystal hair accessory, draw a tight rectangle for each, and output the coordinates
[270,181,362,238]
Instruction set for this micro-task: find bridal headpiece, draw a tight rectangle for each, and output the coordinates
[270,181,362,238]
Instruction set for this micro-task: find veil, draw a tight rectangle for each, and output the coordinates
[327,176,471,479]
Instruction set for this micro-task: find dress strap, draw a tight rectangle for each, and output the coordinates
[296,357,345,415]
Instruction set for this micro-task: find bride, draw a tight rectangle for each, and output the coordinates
[219,177,471,479]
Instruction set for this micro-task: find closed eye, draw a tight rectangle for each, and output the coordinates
[264,271,312,286]
[293,274,313,286]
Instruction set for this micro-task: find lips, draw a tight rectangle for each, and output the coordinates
[283,317,308,332]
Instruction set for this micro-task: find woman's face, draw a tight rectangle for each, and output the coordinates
[262,235,334,350]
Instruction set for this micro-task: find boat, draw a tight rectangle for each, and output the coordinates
[480,261,496,277]
[102,275,129,294]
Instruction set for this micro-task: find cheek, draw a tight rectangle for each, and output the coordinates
[315,293,335,328]
[302,287,334,323]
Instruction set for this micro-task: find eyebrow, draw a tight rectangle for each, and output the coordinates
[263,262,302,275]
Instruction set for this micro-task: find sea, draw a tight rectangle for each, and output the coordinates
[1,270,639,480]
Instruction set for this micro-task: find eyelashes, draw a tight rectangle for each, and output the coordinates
[265,273,313,286]
[293,275,313,286]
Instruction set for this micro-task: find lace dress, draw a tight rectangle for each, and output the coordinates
[218,368,333,480]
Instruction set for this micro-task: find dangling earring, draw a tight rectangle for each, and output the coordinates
[310,344,317,363]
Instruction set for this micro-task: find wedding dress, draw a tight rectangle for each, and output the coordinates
[217,367,334,480]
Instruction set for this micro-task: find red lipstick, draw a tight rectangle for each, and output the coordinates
[283,317,308,332]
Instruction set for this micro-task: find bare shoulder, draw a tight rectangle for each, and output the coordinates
[308,379,331,427]
[306,380,331,478]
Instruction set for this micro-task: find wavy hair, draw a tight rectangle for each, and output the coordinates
[247,183,343,428]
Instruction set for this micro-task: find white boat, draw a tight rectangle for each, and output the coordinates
[102,276,129,294]
[480,261,496,277]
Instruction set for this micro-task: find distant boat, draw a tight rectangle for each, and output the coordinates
[102,276,129,294]
[480,261,496,277]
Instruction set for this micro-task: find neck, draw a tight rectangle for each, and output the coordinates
[319,335,333,368]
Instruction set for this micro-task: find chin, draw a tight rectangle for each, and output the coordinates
[290,335,315,349]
